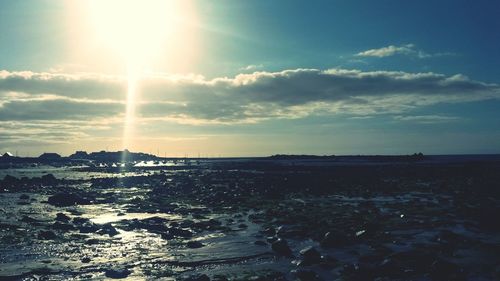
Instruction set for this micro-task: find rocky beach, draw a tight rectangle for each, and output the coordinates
[0,155,499,280]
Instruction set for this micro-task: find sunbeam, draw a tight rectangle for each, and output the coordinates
[83,0,197,153]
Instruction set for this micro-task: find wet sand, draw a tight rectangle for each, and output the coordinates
[0,158,499,280]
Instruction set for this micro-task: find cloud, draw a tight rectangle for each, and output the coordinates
[0,70,125,100]
[0,68,498,125]
[393,115,461,124]
[355,44,454,59]
[0,96,123,121]
[240,64,264,71]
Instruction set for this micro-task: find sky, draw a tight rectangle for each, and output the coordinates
[0,0,499,156]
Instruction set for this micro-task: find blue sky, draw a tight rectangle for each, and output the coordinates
[0,0,499,156]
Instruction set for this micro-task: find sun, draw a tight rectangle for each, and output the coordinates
[85,0,192,151]
[88,0,179,65]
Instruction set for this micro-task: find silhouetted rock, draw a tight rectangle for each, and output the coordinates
[20,216,40,224]
[105,268,131,279]
[47,192,90,207]
[38,230,56,240]
[3,175,17,184]
[430,260,466,281]
[299,246,321,265]
[52,222,74,231]
[254,240,267,246]
[272,238,292,256]
[40,173,57,184]
[320,231,351,248]
[98,223,119,236]
[78,222,100,233]
[56,212,71,222]
[186,241,204,248]
[292,269,321,281]
[167,227,193,238]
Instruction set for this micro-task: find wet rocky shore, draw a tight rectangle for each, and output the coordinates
[0,158,499,280]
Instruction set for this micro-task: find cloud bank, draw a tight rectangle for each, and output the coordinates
[1,68,499,125]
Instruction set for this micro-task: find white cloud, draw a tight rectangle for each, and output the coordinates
[355,44,454,59]
[240,64,264,71]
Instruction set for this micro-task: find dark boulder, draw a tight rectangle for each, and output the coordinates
[167,227,193,238]
[299,246,322,265]
[38,230,57,240]
[105,268,131,279]
[56,213,71,222]
[186,241,204,248]
[41,174,57,184]
[292,269,321,281]
[48,192,90,207]
[52,221,75,231]
[271,238,293,256]
[320,231,351,248]
[430,260,466,281]
[98,223,119,236]
[254,240,267,246]
[79,222,100,233]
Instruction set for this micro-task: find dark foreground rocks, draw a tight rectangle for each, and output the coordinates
[1,159,499,280]
[47,192,91,207]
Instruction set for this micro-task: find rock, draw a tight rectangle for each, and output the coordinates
[73,217,90,224]
[52,222,75,231]
[376,258,404,278]
[319,254,337,269]
[430,260,466,281]
[47,193,90,207]
[20,216,39,223]
[105,268,131,279]
[267,236,278,243]
[254,240,267,246]
[38,230,57,240]
[299,246,322,265]
[320,231,351,248]
[41,174,57,184]
[167,227,193,238]
[292,269,321,281]
[78,222,100,233]
[276,225,306,238]
[85,238,101,245]
[212,275,229,281]
[186,241,204,248]
[261,227,276,236]
[56,213,71,222]
[19,194,29,200]
[98,223,119,236]
[182,273,210,281]
[3,175,18,184]
[271,238,292,256]
[81,257,91,263]
[346,263,377,280]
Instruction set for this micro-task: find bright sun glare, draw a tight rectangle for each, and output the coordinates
[86,0,191,151]
[88,0,183,64]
